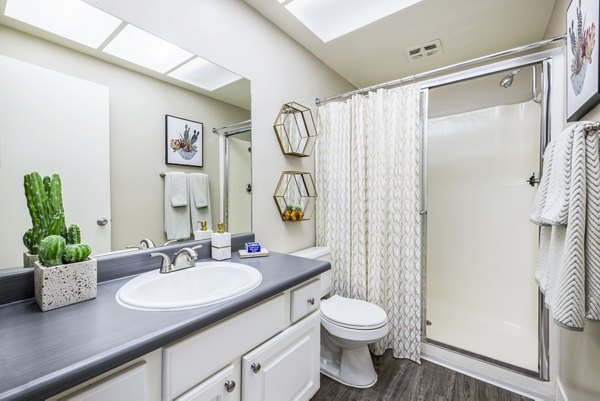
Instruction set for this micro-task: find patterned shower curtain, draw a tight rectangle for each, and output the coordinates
[316,86,422,362]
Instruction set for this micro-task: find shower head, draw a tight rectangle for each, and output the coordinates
[499,68,522,88]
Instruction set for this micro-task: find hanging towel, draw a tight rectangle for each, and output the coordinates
[530,122,600,330]
[188,173,212,230]
[164,172,191,240]
[189,173,209,208]
[170,172,188,207]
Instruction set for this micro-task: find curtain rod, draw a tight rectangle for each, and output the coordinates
[315,35,566,106]
[212,119,251,136]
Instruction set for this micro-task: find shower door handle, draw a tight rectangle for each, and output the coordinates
[527,173,541,187]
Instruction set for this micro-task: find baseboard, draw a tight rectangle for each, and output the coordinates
[421,343,553,401]
[555,379,568,401]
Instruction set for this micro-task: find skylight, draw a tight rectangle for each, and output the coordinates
[284,0,423,42]
[168,57,243,91]
[3,0,122,48]
[103,24,194,73]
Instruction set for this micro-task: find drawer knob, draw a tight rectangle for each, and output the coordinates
[307,297,315,305]
[251,363,261,373]
[224,380,236,393]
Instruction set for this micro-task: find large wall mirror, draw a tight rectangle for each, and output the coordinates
[0,0,251,269]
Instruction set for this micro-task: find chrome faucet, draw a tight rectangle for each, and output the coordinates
[150,245,203,274]
[164,238,190,246]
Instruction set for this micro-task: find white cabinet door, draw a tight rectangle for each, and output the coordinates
[242,311,320,401]
[176,363,240,401]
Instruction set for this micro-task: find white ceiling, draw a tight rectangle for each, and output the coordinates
[244,0,557,89]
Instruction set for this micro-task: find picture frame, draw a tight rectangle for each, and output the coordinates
[165,115,203,167]
[566,0,599,122]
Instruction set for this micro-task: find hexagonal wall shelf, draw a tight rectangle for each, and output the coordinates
[273,171,317,222]
[273,102,317,157]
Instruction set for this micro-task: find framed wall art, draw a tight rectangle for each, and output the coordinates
[165,115,203,167]
[567,0,599,121]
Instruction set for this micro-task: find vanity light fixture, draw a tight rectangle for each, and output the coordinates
[168,57,243,91]
[3,0,122,48]
[102,24,194,74]
[283,0,423,42]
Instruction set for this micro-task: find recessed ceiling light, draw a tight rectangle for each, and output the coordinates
[3,0,122,48]
[168,57,243,91]
[103,24,194,73]
[285,0,423,42]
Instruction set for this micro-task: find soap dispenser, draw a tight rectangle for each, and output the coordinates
[211,223,231,260]
[194,221,213,241]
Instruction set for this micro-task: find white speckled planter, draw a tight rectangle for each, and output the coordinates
[34,258,97,312]
[23,252,38,268]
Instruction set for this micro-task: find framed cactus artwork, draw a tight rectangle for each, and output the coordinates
[567,0,599,121]
[165,114,204,167]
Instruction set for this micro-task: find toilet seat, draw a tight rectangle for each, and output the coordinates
[320,295,389,341]
[321,295,387,328]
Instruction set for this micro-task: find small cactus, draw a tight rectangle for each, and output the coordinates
[63,244,91,264]
[67,224,81,245]
[38,235,66,267]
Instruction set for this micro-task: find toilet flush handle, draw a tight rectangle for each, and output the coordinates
[307,297,315,305]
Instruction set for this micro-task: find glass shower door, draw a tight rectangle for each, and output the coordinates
[425,68,541,373]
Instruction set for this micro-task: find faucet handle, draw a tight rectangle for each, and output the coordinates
[150,252,172,273]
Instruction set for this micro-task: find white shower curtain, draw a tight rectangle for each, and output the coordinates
[316,86,422,361]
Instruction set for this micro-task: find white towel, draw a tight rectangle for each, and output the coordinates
[164,172,191,240]
[188,173,212,231]
[530,122,600,330]
[169,172,188,207]
[189,173,209,208]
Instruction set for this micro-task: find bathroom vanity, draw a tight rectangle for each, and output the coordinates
[0,240,328,401]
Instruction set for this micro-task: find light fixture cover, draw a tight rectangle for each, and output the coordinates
[285,0,423,42]
[168,57,243,91]
[103,24,193,73]
[4,0,123,48]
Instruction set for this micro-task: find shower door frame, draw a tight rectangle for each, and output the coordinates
[418,48,560,381]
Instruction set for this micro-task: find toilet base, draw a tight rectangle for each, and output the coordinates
[320,328,379,388]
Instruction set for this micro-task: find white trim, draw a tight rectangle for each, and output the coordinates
[421,343,554,401]
[555,379,569,401]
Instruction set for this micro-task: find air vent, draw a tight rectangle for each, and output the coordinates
[405,39,442,62]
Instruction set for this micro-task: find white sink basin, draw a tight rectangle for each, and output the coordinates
[116,261,262,311]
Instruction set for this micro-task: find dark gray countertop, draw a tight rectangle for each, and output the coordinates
[0,252,329,401]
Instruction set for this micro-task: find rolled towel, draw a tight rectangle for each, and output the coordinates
[169,172,188,207]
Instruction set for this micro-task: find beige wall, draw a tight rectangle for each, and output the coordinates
[0,26,250,251]
[545,2,600,400]
[84,0,354,254]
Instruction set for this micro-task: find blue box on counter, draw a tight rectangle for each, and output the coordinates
[245,242,261,253]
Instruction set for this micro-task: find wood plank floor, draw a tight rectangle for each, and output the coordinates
[310,351,532,401]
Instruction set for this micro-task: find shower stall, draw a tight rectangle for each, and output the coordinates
[421,53,556,380]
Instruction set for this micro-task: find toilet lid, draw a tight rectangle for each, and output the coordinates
[320,295,387,329]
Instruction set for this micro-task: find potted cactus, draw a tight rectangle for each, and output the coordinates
[34,223,96,311]
[22,172,66,267]
[282,204,294,221]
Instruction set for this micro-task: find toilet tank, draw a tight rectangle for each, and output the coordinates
[290,246,332,297]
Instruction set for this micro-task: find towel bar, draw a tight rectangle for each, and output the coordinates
[583,122,600,132]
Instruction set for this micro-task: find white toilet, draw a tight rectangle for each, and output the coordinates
[290,246,389,388]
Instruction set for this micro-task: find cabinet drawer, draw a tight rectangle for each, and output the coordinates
[60,362,147,401]
[163,294,288,400]
[176,363,240,401]
[242,311,320,401]
[290,279,320,323]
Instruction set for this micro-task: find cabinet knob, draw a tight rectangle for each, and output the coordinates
[224,380,236,393]
[307,297,315,305]
[251,362,261,373]
[96,217,109,226]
